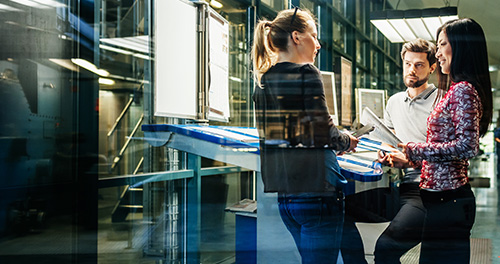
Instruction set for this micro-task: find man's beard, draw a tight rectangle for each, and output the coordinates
[405,75,429,88]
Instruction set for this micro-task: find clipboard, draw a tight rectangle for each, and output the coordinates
[352,124,375,138]
[360,107,402,148]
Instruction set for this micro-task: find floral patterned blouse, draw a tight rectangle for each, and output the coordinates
[405,81,482,191]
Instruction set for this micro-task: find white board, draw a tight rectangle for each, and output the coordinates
[154,0,198,119]
[321,71,339,126]
[207,10,230,122]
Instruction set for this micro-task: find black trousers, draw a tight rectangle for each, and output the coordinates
[374,183,426,264]
[418,184,476,264]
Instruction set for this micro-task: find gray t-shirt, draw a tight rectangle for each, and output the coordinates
[384,84,439,183]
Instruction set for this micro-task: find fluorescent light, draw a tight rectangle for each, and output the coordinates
[9,0,45,8]
[210,0,223,9]
[99,44,133,55]
[422,17,441,41]
[49,58,80,72]
[388,19,416,41]
[370,19,403,42]
[132,53,151,60]
[440,15,459,24]
[71,58,110,77]
[100,36,150,54]
[370,7,458,43]
[0,3,23,11]
[99,78,115,85]
[229,76,243,83]
[405,18,433,41]
[32,0,65,8]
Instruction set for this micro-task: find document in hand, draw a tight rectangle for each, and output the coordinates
[360,107,402,148]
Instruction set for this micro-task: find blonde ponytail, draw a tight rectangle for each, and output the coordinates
[251,20,277,88]
[251,8,315,88]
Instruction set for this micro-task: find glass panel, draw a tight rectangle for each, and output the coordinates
[371,48,378,75]
[224,8,251,127]
[356,67,365,88]
[356,39,365,65]
[1,0,498,263]
[0,0,99,262]
[301,0,315,14]
[333,0,345,15]
[260,0,285,11]
[97,0,153,263]
[371,75,378,89]
[333,20,346,51]
[370,24,378,43]
[355,0,364,31]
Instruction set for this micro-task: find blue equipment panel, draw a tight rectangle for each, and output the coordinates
[142,124,383,182]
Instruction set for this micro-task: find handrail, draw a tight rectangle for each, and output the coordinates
[120,0,139,25]
[107,83,144,137]
[98,165,249,188]
[99,170,195,189]
[107,98,134,137]
[110,113,144,171]
[133,157,144,175]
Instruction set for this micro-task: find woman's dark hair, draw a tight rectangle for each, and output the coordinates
[436,18,492,137]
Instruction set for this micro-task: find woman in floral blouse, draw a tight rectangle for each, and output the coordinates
[384,18,492,263]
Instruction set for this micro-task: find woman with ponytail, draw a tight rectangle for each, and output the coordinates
[252,8,358,264]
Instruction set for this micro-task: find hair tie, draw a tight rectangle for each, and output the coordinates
[264,21,272,35]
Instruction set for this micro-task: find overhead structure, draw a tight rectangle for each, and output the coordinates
[370,6,458,43]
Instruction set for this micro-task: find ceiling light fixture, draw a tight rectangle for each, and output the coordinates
[71,58,110,77]
[370,7,458,43]
[99,78,115,85]
[0,3,22,11]
[209,0,223,9]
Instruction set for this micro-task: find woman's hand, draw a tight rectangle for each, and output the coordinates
[387,150,410,168]
[397,143,408,154]
[377,143,410,168]
[377,150,391,166]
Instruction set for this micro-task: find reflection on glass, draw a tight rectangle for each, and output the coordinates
[356,39,365,65]
[333,0,344,14]
[0,0,99,262]
[356,0,364,31]
[371,48,378,74]
[356,67,365,88]
[333,20,345,50]
[260,0,285,11]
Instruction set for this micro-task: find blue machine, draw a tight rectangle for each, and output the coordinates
[0,77,61,234]
[142,124,384,188]
[142,124,387,263]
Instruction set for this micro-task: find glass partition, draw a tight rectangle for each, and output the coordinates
[1,0,498,263]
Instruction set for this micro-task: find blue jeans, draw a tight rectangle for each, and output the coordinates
[278,192,344,264]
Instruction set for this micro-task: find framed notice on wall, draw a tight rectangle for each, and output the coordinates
[340,57,353,126]
[355,88,386,121]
